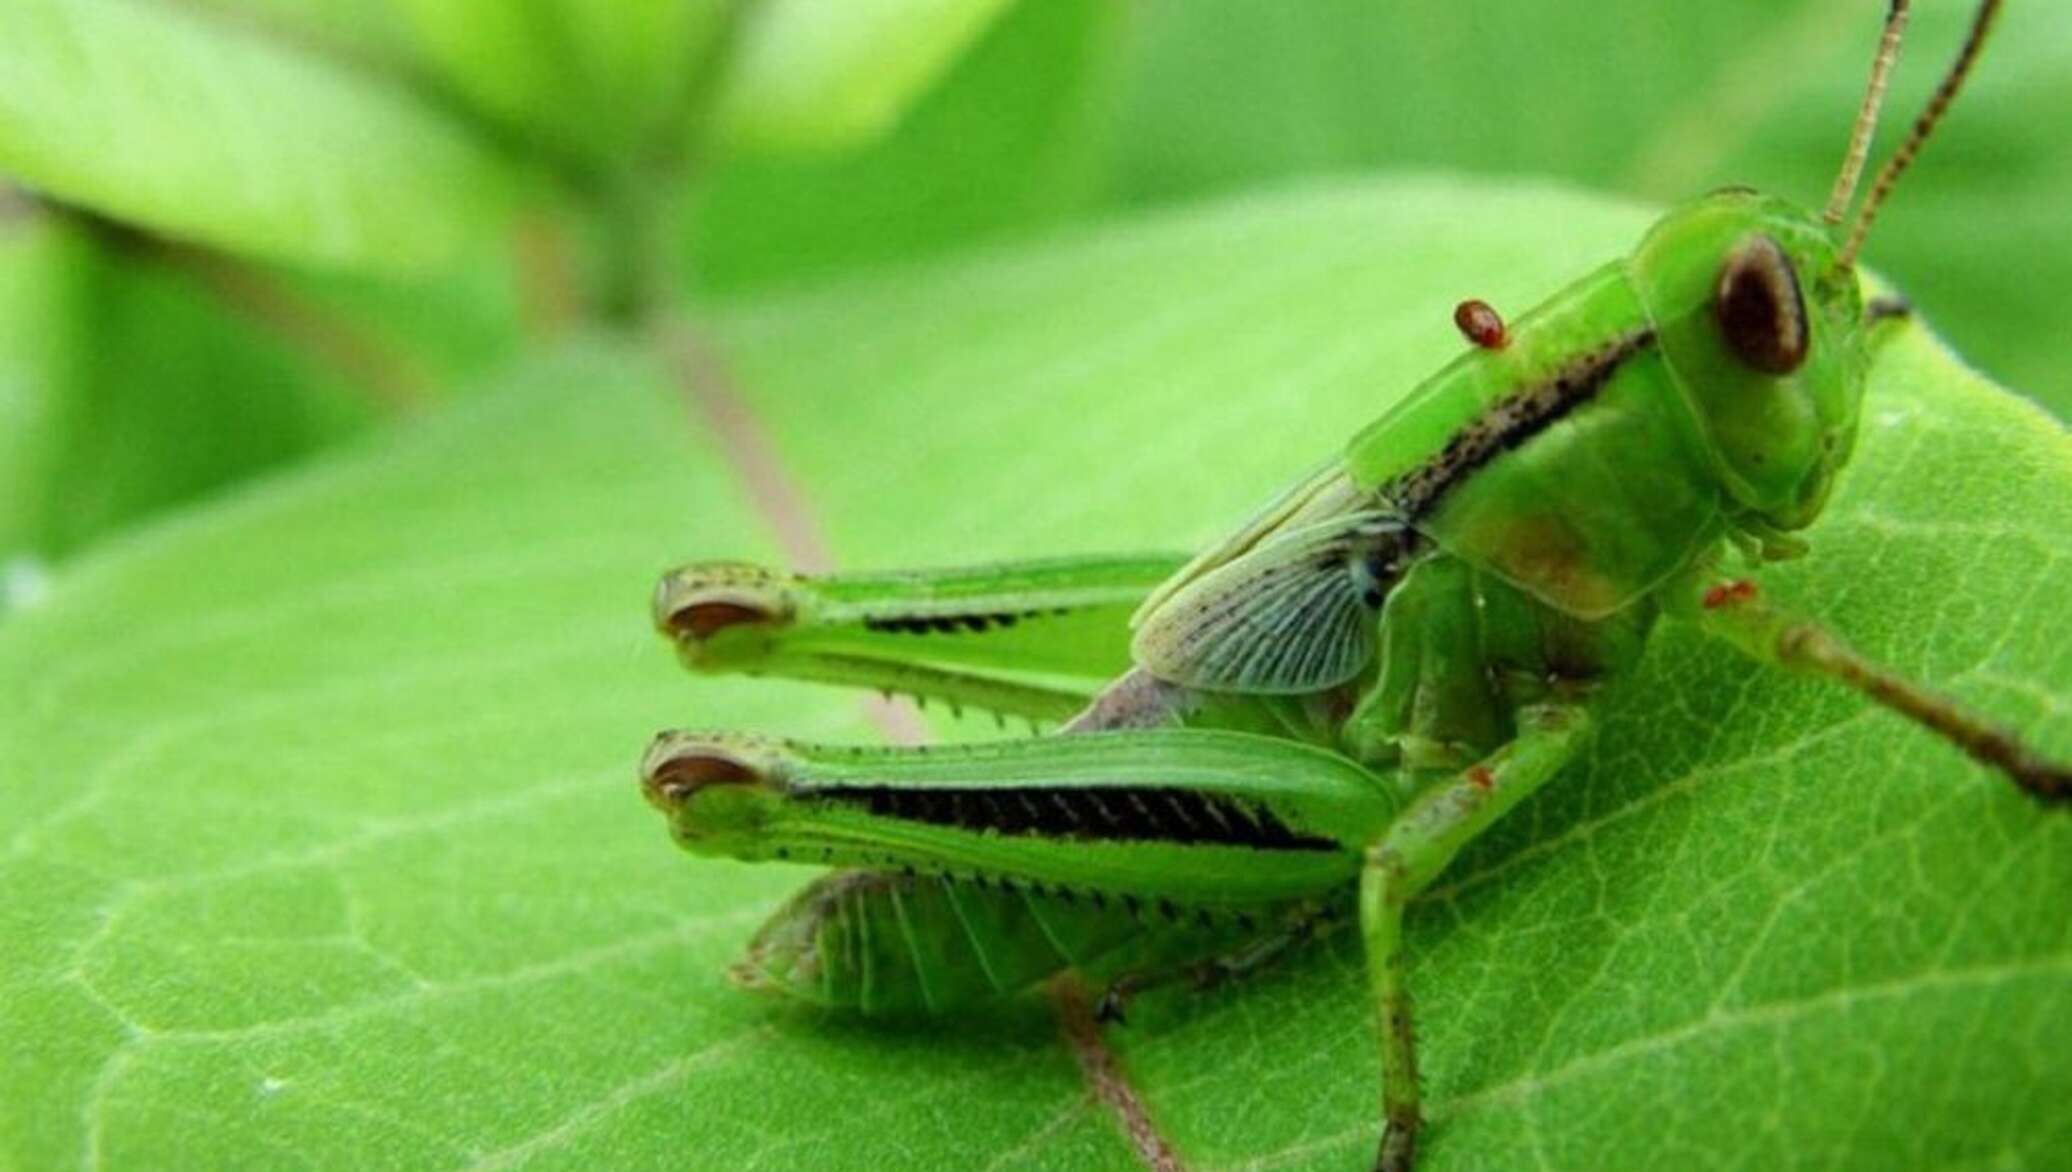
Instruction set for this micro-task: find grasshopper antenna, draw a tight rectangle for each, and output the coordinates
[1837,0,2003,269]
[1823,0,1910,225]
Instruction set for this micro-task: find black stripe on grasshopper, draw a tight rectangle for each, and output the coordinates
[859,607,1069,635]
[815,783,1340,851]
[1388,325,1658,520]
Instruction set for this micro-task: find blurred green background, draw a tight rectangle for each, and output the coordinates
[1,0,2064,586]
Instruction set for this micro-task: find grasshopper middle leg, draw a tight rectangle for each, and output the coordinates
[1359,704,1592,1172]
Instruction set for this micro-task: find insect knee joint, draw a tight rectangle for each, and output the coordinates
[1364,844,1414,900]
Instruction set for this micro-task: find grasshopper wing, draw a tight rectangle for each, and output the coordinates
[1132,460,1369,626]
[1131,511,1403,694]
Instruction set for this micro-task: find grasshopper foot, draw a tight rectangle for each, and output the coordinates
[1865,294,1912,324]
[1376,1115,1419,1172]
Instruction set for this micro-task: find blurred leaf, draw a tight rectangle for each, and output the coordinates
[1112,1,1799,206]
[0,212,387,566]
[277,241,529,387]
[0,206,76,571]
[714,0,1016,154]
[2,179,2066,1170]
[1108,0,2071,412]
[0,0,518,273]
[391,0,733,170]
[0,197,538,583]
[33,233,373,558]
[691,0,1124,290]
[180,0,417,64]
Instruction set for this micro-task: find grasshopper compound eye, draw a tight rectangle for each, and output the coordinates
[1713,233,1808,376]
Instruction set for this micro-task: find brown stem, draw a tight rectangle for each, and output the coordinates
[1051,976,1188,1172]
[151,239,432,414]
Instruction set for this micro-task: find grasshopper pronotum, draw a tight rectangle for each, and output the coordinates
[642,3,2063,1168]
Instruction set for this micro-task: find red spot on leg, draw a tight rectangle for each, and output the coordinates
[1467,765,1494,791]
[1702,579,1759,610]
[1454,299,1508,350]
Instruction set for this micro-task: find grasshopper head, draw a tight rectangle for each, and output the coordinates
[652,562,799,672]
[1631,0,2003,539]
[1632,190,1868,536]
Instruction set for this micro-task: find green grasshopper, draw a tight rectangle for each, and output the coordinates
[642,2,2065,1167]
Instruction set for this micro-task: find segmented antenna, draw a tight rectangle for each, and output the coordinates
[1837,0,2004,270]
[1823,0,1911,224]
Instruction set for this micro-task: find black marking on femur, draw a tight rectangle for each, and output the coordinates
[862,609,1054,635]
[815,783,1340,851]
[1714,233,1808,375]
[1387,326,1657,521]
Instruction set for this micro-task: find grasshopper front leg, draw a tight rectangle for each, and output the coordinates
[1692,578,2070,804]
[653,554,1185,722]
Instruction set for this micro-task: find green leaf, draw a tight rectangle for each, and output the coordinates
[0,200,533,579]
[691,0,1124,290]
[390,0,733,169]
[0,0,518,272]
[0,212,384,568]
[3,178,2066,1169]
[1107,0,2072,414]
[713,0,1017,154]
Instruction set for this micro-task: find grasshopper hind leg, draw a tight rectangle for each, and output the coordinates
[653,554,1186,723]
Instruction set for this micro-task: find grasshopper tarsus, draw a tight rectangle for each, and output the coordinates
[1865,294,1912,324]
[1376,1118,1418,1172]
[2017,763,2071,807]
[1984,739,2072,806]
